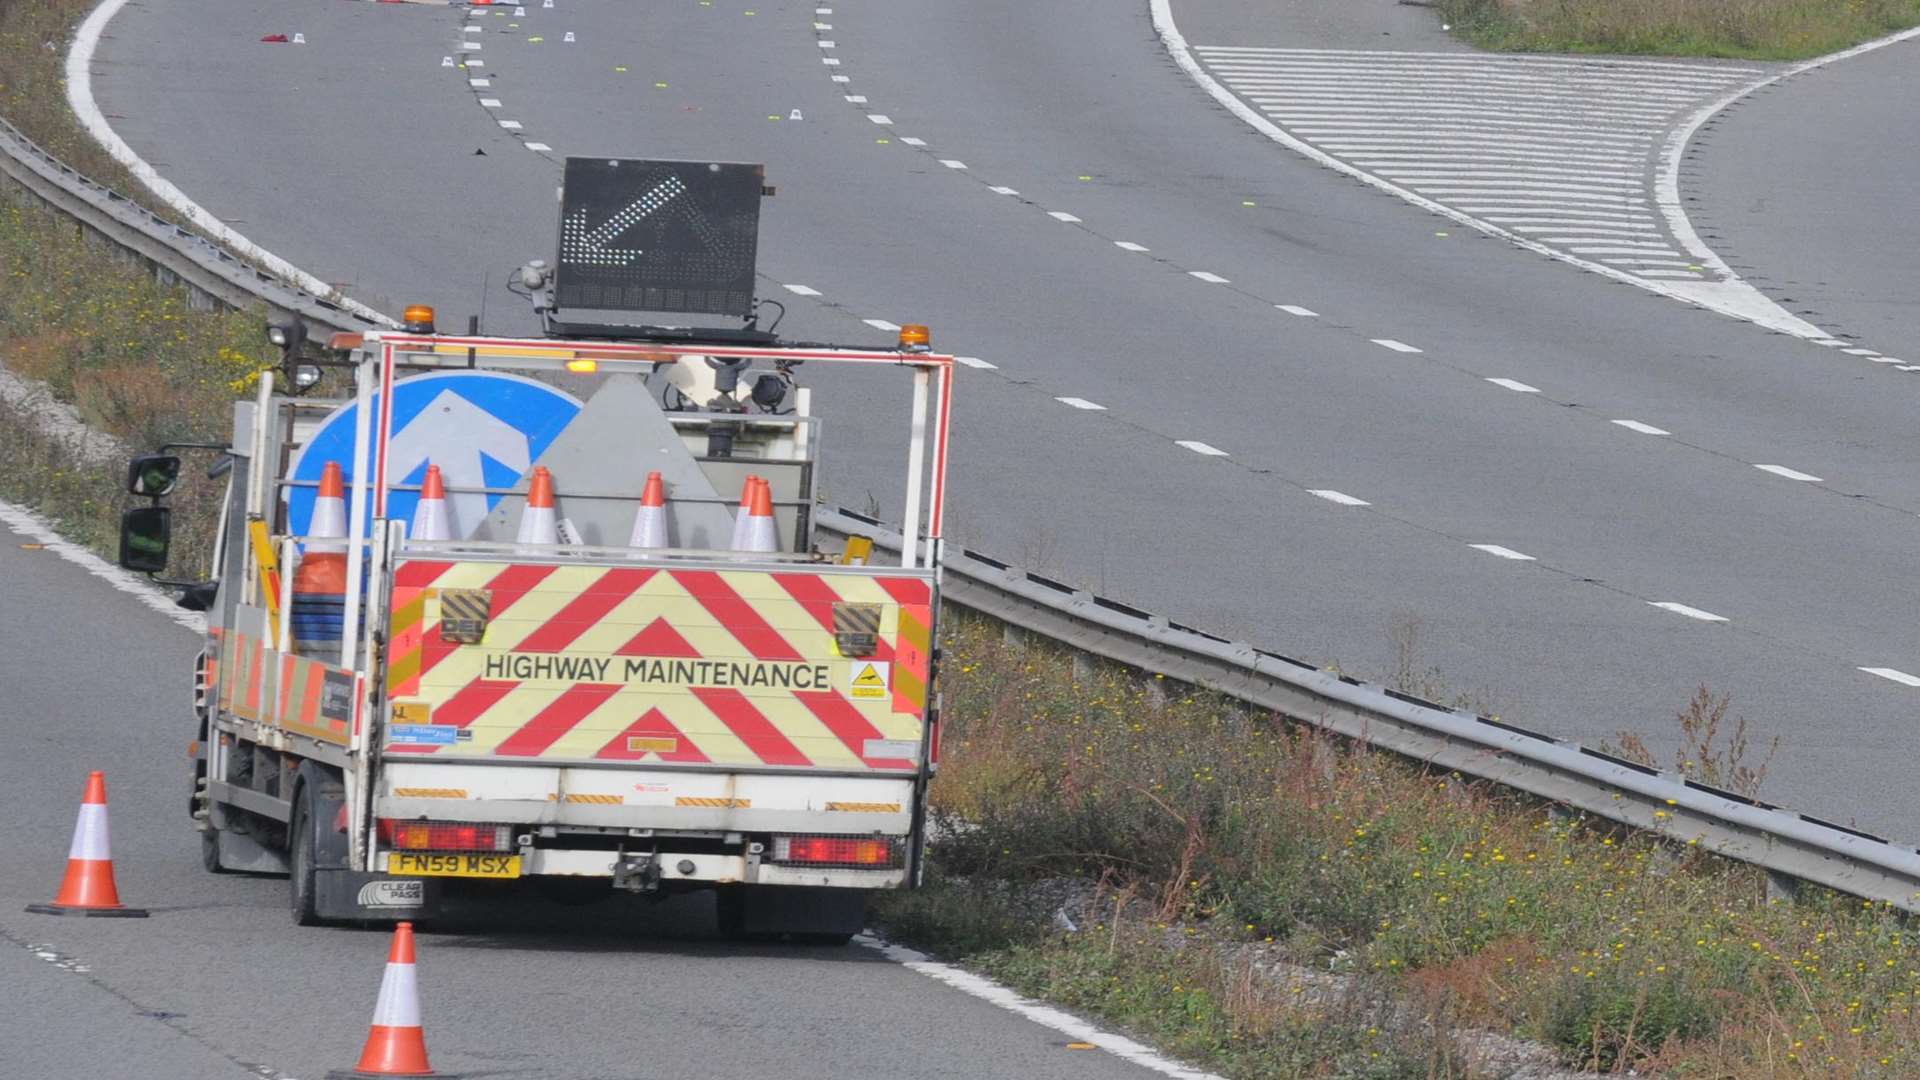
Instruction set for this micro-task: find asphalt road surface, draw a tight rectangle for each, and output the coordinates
[78,0,1920,831]
[25,2,1920,1070]
[0,523,1180,1077]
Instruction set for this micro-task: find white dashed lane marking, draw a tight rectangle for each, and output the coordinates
[1470,544,1536,561]
[1114,241,1149,252]
[1485,378,1540,393]
[1371,338,1422,353]
[1189,271,1229,283]
[1648,601,1728,623]
[939,159,967,169]
[900,137,926,146]
[526,142,552,152]
[1194,47,1761,284]
[783,284,822,296]
[989,186,1019,195]
[1176,440,1229,456]
[1309,489,1370,507]
[1612,419,1671,435]
[1861,667,1920,688]
[1753,464,1823,483]
[863,318,901,332]
[868,114,893,125]
[1048,211,1082,222]
[1276,304,1318,317]
[1055,397,1106,411]
[954,356,997,370]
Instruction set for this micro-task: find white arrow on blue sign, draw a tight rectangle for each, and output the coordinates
[286,371,583,541]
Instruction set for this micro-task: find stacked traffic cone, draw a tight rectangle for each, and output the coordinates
[27,771,147,918]
[292,461,349,654]
[628,470,668,549]
[735,476,778,553]
[328,922,437,1079]
[516,466,558,545]
[409,465,452,542]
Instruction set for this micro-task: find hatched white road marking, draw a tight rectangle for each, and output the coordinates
[1861,667,1920,688]
[1649,601,1728,623]
[1193,46,1759,286]
[1176,440,1229,456]
[1470,544,1536,561]
[1612,419,1671,435]
[1055,396,1107,410]
[1753,464,1823,483]
[1276,304,1318,317]
[1309,489,1369,506]
[782,284,822,296]
[1189,271,1229,283]
[1371,338,1421,353]
[1485,378,1540,393]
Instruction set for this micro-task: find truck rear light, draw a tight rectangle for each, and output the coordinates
[770,835,899,868]
[378,819,512,852]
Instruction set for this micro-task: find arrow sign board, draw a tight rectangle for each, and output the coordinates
[287,372,583,541]
[554,157,764,319]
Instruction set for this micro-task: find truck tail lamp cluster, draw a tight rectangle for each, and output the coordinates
[769,835,900,868]
[378,819,512,852]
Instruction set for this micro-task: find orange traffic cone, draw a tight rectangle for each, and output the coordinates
[409,465,452,542]
[293,461,350,653]
[516,466,558,545]
[328,922,438,1079]
[735,476,778,553]
[629,470,668,549]
[727,475,756,550]
[27,771,147,918]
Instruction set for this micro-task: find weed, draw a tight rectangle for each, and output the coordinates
[1432,0,1920,60]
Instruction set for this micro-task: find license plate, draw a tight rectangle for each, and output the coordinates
[388,852,522,878]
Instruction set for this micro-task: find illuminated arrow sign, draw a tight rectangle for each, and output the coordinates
[559,174,688,267]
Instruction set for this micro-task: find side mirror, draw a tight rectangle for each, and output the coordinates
[126,454,181,498]
[118,506,172,573]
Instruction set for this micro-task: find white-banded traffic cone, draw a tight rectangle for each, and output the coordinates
[727,475,755,550]
[628,470,668,549]
[515,466,558,545]
[327,922,437,1079]
[409,465,452,541]
[27,771,147,918]
[735,476,778,553]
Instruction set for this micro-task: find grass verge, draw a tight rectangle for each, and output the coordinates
[1432,0,1920,60]
[0,196,265,572]
[0,0,165,214]
[876,616,1920,1078]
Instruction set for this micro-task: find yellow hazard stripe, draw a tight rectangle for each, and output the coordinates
[392,788,468,799]
[676,797,750,808]
[552,793,624,805]
[825,802,902,813]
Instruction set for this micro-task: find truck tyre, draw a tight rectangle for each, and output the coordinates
[289,787,323,926]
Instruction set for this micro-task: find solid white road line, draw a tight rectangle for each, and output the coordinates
[1309,489,1369,506]
[1612,419,1671,435]
[1371,339,1421,353]
[1649,602,1728,623]
[783,284,822,296]
[0,501,203,632]
[857,935,1224,1080]
[1470,544,1536,561]
[1055,397,1106,411]
[1114,241,1149,252]
[1753,464,1823,483]
[1276,304,1318,317]
[1860,667,1920,688]
[863,318,901,331]
[1048,211,1081,222]
[1176,440,1229,456]
[1189,271,1229,283]
[954,356,997,370]
[1485,378,1540,393]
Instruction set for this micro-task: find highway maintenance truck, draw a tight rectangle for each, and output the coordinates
[115,158,955,940]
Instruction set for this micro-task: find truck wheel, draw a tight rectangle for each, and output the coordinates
[289,788,323,926]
